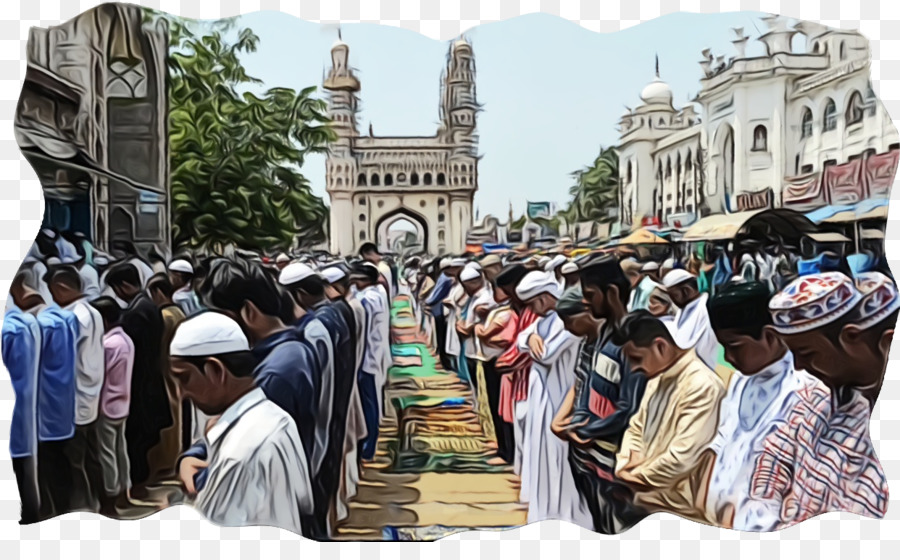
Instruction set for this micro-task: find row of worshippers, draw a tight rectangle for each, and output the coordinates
[5,236,395,538]
[4,233,211,524]
[404,249,895,533]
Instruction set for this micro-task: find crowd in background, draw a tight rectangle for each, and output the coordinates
[3,224,897,536]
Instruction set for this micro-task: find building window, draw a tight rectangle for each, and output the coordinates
[665,158,672,179]
[336,177,343,186]
[377,200,384,208]
[752,125,768,151]
[437,173,446,185]
[801,107,813,138]
[359,197,366,205]
[823,99,837,131]
[845,91,865,126]
[371,173,380,186]
[419,200,426,207]
[384,173,393,186]
[626,161,633,183]
[839,41,846,61]
[866,84,877,117]
[438,198,445,206]
[411,173,419,186]
[438,230,445,242]
[438,213,445,222]
[359,231,366,240]
[358,214,365,221]
[666,193,673,201]
[424,173,432,185]
[358,173,367,186]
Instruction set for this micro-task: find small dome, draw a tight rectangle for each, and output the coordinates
[332,39,348,50]
[640,78,673,106]
[453,38,471,50]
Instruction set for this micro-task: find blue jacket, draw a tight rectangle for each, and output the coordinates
[36,306,79,442]
[3,306,41,457]
[425,273,452,316]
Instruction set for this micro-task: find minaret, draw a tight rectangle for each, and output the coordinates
[323,32,360,147]
[440,37,479,156]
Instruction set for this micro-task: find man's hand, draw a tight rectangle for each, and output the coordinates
[551,414,573,440]
[475,304,490,319]
[719,503,736,530]
[179,457,209,497]
[617,469,650,491]
[527,334,545,359]
[456,320,470,337]
[565,419,592,446]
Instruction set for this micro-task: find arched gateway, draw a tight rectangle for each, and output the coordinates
[323,37,478,256]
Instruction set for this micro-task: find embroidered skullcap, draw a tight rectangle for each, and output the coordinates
[850,272,900,331]
[560,262,579,275]
[544,254,567,272]
[170,311,250,357]
[556,286,589,317]
[516,271,563,301]
[168,259,193,275]
[662,269,696,288]
[769,272,862,334]
[459,263,482,282]
[279,262,317,286]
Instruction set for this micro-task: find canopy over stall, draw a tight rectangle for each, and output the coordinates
[681,210,763,241]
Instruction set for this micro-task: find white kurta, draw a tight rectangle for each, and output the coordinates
[357,284,391,417]
[66,298,106,425]
[301,316,334,478]
[443,282,466,359]
[708,352,825,531]
[515,311,591,525]
[669,294,719,371]
[194,388,313,534]
[337,295,369,521]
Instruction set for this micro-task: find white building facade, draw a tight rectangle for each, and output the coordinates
[618,15,899,230]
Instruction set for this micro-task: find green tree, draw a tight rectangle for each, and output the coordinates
[160,16,335,252]
[564,145,620,226]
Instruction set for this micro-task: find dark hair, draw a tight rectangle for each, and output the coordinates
[580,255,631,307]
[45,265,83,291]
[200,258,284,317]
[612,310,676,348]
[147,272,176,299]
[287,275,326,298]
[358,242,379,256]
[708,281,772,338]
[105,262,141,289]
[90,296,122,326]
[184,351,259,378]
[495,264,528,289]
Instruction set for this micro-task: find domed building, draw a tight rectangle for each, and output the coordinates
[617,15,899,231]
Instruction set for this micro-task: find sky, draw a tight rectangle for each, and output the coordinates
[178,11,811,221]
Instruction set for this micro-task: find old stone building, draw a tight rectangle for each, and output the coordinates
[324,38,478,256]
[618,15,899,230]
[15,4,170,255]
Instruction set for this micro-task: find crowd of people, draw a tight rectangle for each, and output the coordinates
[3,225,896,536]
[405,235,896,532]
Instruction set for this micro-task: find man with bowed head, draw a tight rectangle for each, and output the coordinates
[169,311,313,534]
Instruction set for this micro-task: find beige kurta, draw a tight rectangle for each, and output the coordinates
[616,350,725,524]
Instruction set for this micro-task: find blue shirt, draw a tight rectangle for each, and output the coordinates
[36,306,79,442]
[3,306,41,457]
[425,273,452,315]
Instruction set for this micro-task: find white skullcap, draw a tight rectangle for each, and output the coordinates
[170,312,250,357]
[459,263,482,282]
[641,261,660,272]
[275,252,290,263]
[440,258,452,270]
[168,259,193,274]
[662,258,676,269]
[46,256,61,267]
[537,256,551,267]
[94,255,109,267]
[516,271,563,301]
[544,254,567,272]
[560,262,579,275]
[321,266,346,284]
[279,262,317,285]
[449,257,467,267]
[662,269,696,288]
[56,239,81,264]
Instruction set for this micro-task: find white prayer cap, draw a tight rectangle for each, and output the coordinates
[459,263,482,282]
[544,254,567,272]
[440,258,452,270]
[561,262,579,275]
[537,256,551,267]
[40,228,57,239]
[56,239,81,264]
[279,262,317,285]
[516,271,563,301]
[168,259,193,274]
[641,261,660,272]
[662,269,696,288]
[662,258,676,270]
[320,266,346,284]
[94,255,109,267]
[170,312,250,357]
[275,252,290,263]
[449,257,467,267]
[46,256,61,267]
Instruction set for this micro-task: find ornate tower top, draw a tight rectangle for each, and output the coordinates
[324,32,360,92]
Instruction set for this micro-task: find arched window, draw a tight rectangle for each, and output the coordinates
[358,214,365,222]
[866,83,877,117]
[659,117,666,127]
[723,127,735,194]
[845,90,865,126]
[371,173,380,186]
[357,173,367,186]
[665,157,672,179]
[453,164,459,172]
[336,177,343,187]
[411,173,419,186]
[359,231,366,240]
[438,230,445,242]
[813,42,820,54]
[752,125,768,151]
[424,173,432,185]
[685,150,693,172]
[839,41,846,61]
[438,213,445,223]
[384,173,393,186]
[626,161,633,183]
[801,107,813,138]
[437,173,446,185]
[823,99,837,131]
[438,198,446,206]
[358,196,366,205]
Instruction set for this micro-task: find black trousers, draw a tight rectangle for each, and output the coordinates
[570,455,647,534]
[66,422,103,512]
[12,455,41,524]
[466,358,480,394]
[433,316,451,371]
[482,359,514,463]
[38,439,72,519]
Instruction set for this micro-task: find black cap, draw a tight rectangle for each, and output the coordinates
[495,264,528,288]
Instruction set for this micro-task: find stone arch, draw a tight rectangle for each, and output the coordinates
[371,173,380,186]
[375,207,429,254]
[424,172,432,185]
[437,173,446,185]
[358,173,367,186]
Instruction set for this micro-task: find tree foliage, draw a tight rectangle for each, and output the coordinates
[160,17,335,252]
[562,146,620,226]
